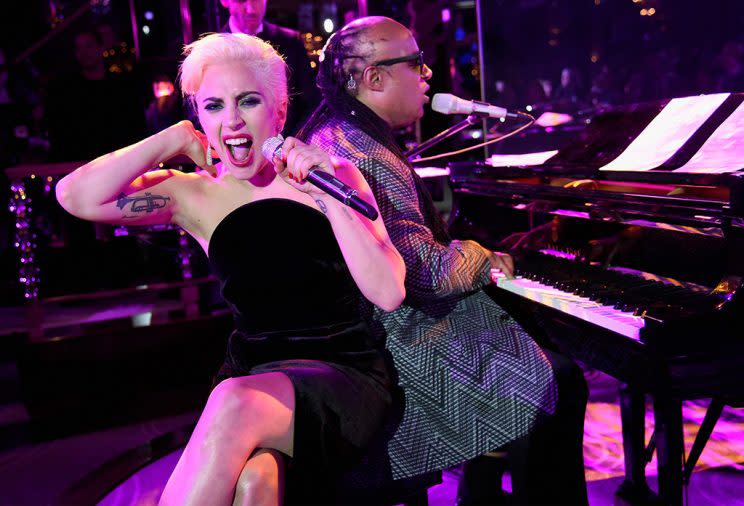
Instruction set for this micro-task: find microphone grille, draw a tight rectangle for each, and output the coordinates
[431,93,455,115]
[261,135,284,161]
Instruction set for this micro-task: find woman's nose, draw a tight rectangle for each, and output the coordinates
[226,106,245,130]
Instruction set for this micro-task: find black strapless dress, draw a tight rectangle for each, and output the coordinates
[208,198,397,484]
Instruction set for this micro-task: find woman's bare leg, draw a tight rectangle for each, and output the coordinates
[160,372,295,506]
[232,448,285,506]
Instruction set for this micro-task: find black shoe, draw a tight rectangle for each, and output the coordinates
[455,490,511,505]
[456,455,511,505]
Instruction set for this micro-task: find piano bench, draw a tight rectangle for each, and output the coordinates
[334,471,442,506]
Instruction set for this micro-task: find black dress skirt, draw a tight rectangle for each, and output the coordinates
[208,198,398,498]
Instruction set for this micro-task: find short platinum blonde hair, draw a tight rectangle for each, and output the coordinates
[179,33,288,111]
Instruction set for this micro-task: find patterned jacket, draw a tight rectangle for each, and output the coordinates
[306,116,557,479]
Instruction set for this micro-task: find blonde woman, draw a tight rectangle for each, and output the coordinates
[56,33,405,505]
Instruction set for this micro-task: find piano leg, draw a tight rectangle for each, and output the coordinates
[653,396,684,505]
[616,385,654,503]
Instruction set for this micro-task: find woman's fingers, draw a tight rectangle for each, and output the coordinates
[280,137,335,190]
[183,127,217,169]
[286,150,311,180]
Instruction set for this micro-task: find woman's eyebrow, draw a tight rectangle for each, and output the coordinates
[202,91,262,104]
[235,91,262,100]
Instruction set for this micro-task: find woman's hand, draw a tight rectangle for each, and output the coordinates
[170,120,218,172]
[272,136,336,194]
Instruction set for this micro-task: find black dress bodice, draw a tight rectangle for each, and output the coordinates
[208,198,382,374]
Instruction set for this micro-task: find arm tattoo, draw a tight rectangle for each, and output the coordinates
[314,198,328,214]
[117,192,171,217]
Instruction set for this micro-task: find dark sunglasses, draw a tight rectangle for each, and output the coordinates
[370,51,425,77]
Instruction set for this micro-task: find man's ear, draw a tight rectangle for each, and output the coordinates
[361,66,385,92]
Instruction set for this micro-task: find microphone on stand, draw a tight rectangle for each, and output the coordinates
[406,94,530,160]
[261,136,378,221]
[431,93,520,119]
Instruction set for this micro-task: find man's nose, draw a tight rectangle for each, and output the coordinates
[422,64,433,81]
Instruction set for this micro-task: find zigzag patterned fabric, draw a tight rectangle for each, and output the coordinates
[307,118,558,479]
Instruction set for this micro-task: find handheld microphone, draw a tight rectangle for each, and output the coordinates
[261,136,378,221]
[431,93,519,119]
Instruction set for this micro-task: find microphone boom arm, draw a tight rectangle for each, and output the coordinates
[405,114,481,160]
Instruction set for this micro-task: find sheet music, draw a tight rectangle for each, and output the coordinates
[414,167,451,178]
[673,100,744,174]
[599,93,730,172]
[487,150,559,167]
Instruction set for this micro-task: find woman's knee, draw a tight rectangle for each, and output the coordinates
[210,375,258,402]
[233,449,284,506]
[204,377,255,426]
[201,374,295,445]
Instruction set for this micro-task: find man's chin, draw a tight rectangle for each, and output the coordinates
[236,17,262,32]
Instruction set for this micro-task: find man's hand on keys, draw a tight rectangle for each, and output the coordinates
[489,251,514,281]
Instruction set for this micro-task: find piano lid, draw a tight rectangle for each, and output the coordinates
[487,93,744,186]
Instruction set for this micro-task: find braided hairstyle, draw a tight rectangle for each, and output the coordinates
[297,19,451,244]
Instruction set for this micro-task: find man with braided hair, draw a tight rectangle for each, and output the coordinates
[298,16,588,505]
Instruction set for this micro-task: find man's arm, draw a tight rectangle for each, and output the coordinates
[358,157,493,302]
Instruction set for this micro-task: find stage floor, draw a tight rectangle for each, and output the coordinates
[1,361,742,505]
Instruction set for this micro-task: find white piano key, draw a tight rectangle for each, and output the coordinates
[496,276,645,341]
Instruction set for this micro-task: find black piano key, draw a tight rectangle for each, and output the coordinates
[513,249,725,322]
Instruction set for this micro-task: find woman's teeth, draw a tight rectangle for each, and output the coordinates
[225,138,252,161]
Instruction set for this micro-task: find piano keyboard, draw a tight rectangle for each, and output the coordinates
[495,276,645,341]
[490,248,731,344]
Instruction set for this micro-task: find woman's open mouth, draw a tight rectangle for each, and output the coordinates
[224,137,254,167]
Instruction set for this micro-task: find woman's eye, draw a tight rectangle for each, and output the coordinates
[240,97,261,107]
[204,103,222,111]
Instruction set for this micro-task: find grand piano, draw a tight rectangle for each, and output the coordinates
[447,92,744,505]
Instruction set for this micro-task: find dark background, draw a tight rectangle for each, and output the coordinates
[1,0,742,304]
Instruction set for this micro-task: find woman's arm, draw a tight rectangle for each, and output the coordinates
[314,163,406,312]
[56,121,208,226]
[277,138,406,312]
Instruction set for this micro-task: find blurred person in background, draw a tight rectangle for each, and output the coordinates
[145,73,183,136]
[715,39,744,92]
[46,28,146,162]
